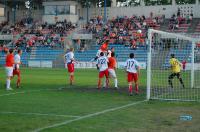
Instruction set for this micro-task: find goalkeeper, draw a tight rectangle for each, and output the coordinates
[168,54,185,88]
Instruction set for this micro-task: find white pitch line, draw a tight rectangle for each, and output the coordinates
[34,100,147,132]
[0,111,80,118]
[0,88,63,97]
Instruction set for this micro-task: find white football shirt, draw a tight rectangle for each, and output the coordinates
[65,52,74,64]
[14,54,21,69]
[125,58,140,73]
[107,50,112,58]
[96,49,102,58]
[97,56,109,71]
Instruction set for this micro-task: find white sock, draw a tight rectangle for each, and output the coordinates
[6,79,10,89]
[103,78,106,87]
[114,78,118,87]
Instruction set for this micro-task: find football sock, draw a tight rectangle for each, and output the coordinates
[129,84,133,93]
[179,78,185,88]
[103,79,106,87]
[168,79,173,88]
[17,77,21,87]
[114,79,118,88]
[98,79,101,89]
[135,84,138,93]
[6,79,10,89]
[106,78,109,88]
[70,75,74,84]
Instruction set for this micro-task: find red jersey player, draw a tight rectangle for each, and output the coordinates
[103,52,118,89]
[13,49,23,88]
[125,53,140,96]
[182,60,187,71]
[5,49,14,90]
[97,52,109,89]
[64,48,75,85]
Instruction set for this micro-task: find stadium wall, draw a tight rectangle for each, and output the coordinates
[0,4,5,23]
[42,1,82,24]
[15,10,43,22]
[83,4,200,19]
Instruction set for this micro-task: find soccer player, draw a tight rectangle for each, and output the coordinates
[107,47,115,58]
[5,49,14,90]
[103,52,118,89]
[64,48,75,85]
[97,52,109,89]
[125,53,140,96]
[93,40,110,61]
[168,54,185,88]
[13,49,22,88]
[182,60,187,71]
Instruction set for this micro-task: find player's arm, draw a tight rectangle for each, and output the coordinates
[96,59,100,70]
[124,60,128,72]
[63,55,67,64]
[177,60,182,67]
[114,59,117,70]
[169,59,173,69]
[136,62,141,76]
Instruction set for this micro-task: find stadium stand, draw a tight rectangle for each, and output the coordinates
[75,44,147,62]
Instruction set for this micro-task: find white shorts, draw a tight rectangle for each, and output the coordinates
[5,67,13,77]
[108,69,117,78]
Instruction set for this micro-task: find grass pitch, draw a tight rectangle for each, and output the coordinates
[0,68,199,132]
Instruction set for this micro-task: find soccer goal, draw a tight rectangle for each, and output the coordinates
[146,29,200,101]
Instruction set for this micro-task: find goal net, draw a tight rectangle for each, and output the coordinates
[147,29,200,101]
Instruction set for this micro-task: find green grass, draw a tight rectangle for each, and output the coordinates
[0,68,199,132]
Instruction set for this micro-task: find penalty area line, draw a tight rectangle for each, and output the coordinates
[34,100,147,132]
[0,111,81,118]
[0,87,64,97]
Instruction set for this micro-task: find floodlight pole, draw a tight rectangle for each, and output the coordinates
[104,0,107,22]
[86,0,89,23]
[13,0,16,24]
[4,0,6,18]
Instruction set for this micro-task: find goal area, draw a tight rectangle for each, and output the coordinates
[146,29,200,101]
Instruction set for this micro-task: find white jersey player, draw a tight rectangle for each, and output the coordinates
[96,52,109,89]
[13,49,22,88]
[64,48,75,85]
[125,53,140,95]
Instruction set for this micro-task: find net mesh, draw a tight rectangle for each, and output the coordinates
[148,30,200,101]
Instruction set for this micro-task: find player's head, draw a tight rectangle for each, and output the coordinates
[100,52,104,56]
[171,54,175,58]
[9,49,14,54]
[111,52,115,57]
[70,47,74,52]
[18,49,22,55]
[105,39,109,44]
[129,53,134,59]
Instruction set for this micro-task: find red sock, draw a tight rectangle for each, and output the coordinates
[98,79,101,89]
[135,84,139,93]
[129,85,133,93]
[17,77,21,87]
[106,78,109,88]
[70,75,74,84]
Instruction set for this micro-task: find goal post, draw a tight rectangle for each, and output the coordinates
[147,29,200,101]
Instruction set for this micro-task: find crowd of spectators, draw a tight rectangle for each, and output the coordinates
[83,15,163,49]
[168,8,193,30]
[0,43,9,53]
[0,19,76,51]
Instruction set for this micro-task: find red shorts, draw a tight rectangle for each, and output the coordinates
[67,63,74,73]
[13,69,20,76]
[127,72,138,82]
[99,69,109,78]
